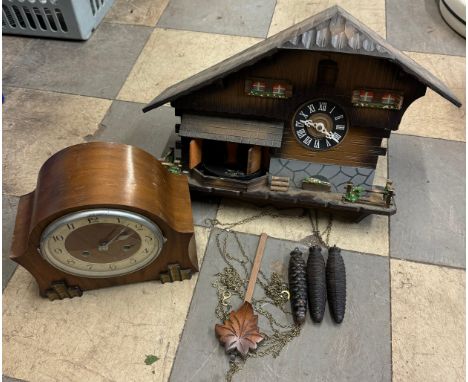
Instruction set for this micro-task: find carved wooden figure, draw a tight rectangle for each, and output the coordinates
[10,142,198,299]
[143,5,461,221]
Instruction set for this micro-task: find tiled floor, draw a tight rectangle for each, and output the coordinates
[2,1,465,381]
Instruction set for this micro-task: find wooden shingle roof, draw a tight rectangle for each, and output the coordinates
[143,5,461,112]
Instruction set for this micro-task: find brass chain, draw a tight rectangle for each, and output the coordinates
[207,207,333,382]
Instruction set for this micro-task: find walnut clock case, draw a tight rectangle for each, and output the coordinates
[10,142,198,300]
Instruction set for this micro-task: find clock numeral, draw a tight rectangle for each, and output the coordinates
[52,235,64,242]
[88,216,99,224]
[330,132,342,143]
[307,104,316,113]
[336,124,345,130]
[334,115,344,121]
[66,259,75,265]
[299,111,308,119]
[296,128,307,139]
[303,136,313,146]
[295,121,304,128]
[313,140,320,149]
[54,248,63,254]
[329,106,336,114]
[87,264,93,270]
[134,224,144,231]
[326,139,331,147]
[129,258,137,264]
[66,223,75,231]
[145,236,153,243]
[109,264,117,270]
[318,102,327,111]
[116,217,121,223]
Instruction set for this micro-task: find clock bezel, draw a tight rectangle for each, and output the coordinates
[39,208,166,278]
[291,99,349,151]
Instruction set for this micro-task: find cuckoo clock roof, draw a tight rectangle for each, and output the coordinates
[143,5,461,113]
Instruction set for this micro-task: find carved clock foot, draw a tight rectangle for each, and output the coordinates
[160,264,193,283]
[45,281,83,301]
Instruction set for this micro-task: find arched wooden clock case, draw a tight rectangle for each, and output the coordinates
[10,142,198,299]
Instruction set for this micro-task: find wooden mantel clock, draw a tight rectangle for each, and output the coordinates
[142,5,461,222]
[10,142,198,300]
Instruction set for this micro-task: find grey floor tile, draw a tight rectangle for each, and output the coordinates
[3,23,152,99]
[3,376,27,382]
[386,0,465,56]
[157,0,276,38]
[87,101,178,159]
[171,229,391,382]
[389,135,465,268]
[3,195,19,291]
[2,35,33,72]
[191,194,220,227]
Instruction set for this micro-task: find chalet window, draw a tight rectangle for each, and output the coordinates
[352,89,403,110]
[316,59,338,87]
[245,78,292,99]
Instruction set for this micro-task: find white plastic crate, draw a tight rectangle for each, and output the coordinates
[2,0,115,40]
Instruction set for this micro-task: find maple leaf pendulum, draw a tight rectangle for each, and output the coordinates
[215,233,268,356]
[215,301,263,356]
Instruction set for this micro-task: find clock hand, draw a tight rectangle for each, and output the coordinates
[99,228,128,252]
[299,120,332,136]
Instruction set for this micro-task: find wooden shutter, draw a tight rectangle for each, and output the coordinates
[189,139,202,169]
[246,146,261,174]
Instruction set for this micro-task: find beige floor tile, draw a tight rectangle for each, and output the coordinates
[215,200,388,255]
[2,229,210,382]
[105,0,169,26]
[2,87,111,196]
[117,28,261,104]
[373,152,388,187]
[397,52,465,142]
[391,259,465,382]
[194,226,211,267]
[215,199,313,241]
[268,0,386,37]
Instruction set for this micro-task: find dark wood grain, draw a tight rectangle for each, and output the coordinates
[10,142,198,297]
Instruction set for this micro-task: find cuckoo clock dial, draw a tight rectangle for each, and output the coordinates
[292,100,348,150]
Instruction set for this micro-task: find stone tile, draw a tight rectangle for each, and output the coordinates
[389,135,465,268]
[105,0,170,26]
[386,0,465,56]
[328,214,389,257]
[191,194,220,228]
[215,199,313,241]
[157,0,276,38]
[88,101,178,159]
[2,36,33,72]
[216,200,389,256]
[171,229,391,381]
[2,23,152,99]
[2,195,19,291]
[391,259,465,382]
[2,229,209,382]
[397,52,465,142]
[373,153,388,187]
[3,376,27,382]
[268,0,386,37]
[2,87,111,196]
[117,28,261,104]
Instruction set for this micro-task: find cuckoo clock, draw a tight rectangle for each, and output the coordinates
[143,6,461,221]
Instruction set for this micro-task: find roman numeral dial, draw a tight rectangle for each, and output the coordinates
[292,100,348,151]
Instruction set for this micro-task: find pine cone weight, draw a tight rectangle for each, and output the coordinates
[307,246,327,323]
[288,248,308,325]
[326,246,346,324]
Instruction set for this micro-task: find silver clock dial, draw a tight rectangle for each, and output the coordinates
[40,209,165,278]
